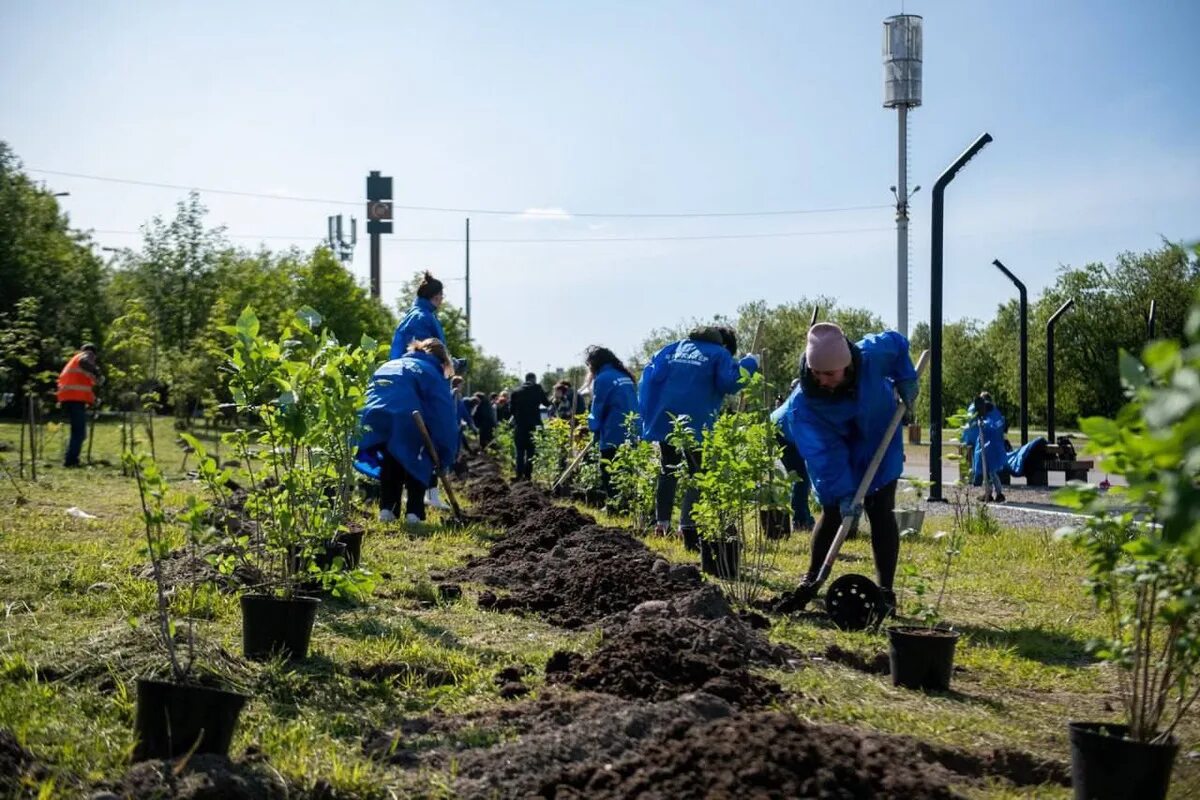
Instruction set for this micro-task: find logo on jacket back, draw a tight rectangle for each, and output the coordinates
[668,343,709,367]
[613,376,634,388]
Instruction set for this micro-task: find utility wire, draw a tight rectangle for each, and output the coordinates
[31,168,891,219]
[91,226,893,244]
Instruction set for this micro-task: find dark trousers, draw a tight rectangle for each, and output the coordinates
[779,437,815,528]
[380,452,428,520]
[479,426,495,450]
[514,427,536,480]
[63,401,88,467]
[805,480,899,589]
[655,441,701,528]
[598,446,617,498]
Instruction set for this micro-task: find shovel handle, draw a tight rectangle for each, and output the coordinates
[411,410,465,520]
[552,441,593,491]
[814,349,929,586]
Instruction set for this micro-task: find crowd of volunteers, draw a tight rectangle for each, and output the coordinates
[56,268,1014,613]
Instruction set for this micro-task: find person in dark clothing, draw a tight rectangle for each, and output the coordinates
[552,381,586,420]
[508,373,551,480]
[472,391,498,449]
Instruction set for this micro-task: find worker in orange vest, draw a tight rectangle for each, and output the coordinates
[56,344,101,467]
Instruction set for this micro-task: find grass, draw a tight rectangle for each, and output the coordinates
[0,416,1197,798]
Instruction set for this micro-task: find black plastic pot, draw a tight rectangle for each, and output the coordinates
[887,625,959,691]
[1068,722,1178,800]
[133,678,246,761]
[700,539,741,579]
[240,594,320,661]
[336,530,363,569]
[760,509,791,540]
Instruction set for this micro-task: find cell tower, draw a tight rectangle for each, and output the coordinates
[883,14,922,338]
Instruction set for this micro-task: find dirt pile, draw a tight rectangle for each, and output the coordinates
[132,542,264,593]
[549,710,966,799]
[115,752,287,800]
[0,729,61,798]
[545,590,795,707]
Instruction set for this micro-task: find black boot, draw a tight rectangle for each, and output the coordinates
[878,588,897,624]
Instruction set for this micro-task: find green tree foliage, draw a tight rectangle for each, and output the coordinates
[0,143,108,395]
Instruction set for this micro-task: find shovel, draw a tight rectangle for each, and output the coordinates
[411,410,467,525]
[811,350,929,630]
[552,440,594,492]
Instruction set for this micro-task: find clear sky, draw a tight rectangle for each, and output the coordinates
[2,1,1197,375]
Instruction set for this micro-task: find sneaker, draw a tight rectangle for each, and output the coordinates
[405,513,423,524]
[979,493,992,503]
[427,488,451,510]
[994,492,1006,503]
[378,509,397,522]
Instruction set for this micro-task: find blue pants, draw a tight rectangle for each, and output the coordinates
[780,437,815,528]
[63,401,88,466]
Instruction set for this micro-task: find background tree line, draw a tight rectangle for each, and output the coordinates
[632,244,1199,433]
[0,142,514,421]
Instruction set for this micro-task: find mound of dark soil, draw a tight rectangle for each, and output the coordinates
[545,598,794,707]
[117,752,287,800]
[552,711,965,799]
[0,730,60,797]
[457,522,705,627]
[132,543,264,593]
[447,692,737,800]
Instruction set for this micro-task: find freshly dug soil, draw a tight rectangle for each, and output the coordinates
[447,692,737,800]
[457,521,706,627]
[0,729,62,798]
[116,752,288,800]
[132,542,264,593]
[545,597,794,707]
[550,710,965,799]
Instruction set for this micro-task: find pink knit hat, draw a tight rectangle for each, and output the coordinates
[806,323,852,371]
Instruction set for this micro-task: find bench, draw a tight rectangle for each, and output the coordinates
[1024,443,1093,486]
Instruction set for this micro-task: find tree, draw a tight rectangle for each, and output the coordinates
[294,247,395,345]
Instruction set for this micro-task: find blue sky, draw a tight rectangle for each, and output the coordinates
[2,1,1197,374]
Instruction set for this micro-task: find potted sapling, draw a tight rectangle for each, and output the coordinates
[887,483,968,692]
[1053,331,1200,800]
[894,477,929,537]
[126,451,246,760]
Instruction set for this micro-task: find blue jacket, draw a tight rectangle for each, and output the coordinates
[353,351,459,486]
[638,338,757,442]
[389,297,447,359]
[456,395,476,432]
[962,404,1007,483]
[775,331,917,506]
[588,364,638,449]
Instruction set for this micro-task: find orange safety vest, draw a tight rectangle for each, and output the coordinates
[56,352,96,405]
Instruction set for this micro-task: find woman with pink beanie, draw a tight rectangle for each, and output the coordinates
[773,322,919,616]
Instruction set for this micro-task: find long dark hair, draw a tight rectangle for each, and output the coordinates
[585,345,635,383]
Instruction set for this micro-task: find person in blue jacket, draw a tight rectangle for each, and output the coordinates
[962,391,1007,503]
[584,345,638,500]
[354,338,459,523]
[771,378,816,532]
[775,323,919,612]
[390,271,448,359]
[638,325,759,540]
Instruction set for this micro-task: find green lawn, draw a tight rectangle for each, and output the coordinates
[0,417,1196,799]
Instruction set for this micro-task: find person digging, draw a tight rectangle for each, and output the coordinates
[962,391,1007,503]
[637,325,759,544]
[773,323,919,617]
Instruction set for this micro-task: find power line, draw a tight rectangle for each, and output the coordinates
[31,167,891,219]
[90,226,893,244]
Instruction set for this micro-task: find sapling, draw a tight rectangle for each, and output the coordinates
[125,451,215,682]
[607,413,657,530]
[1054,323,1200,745]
